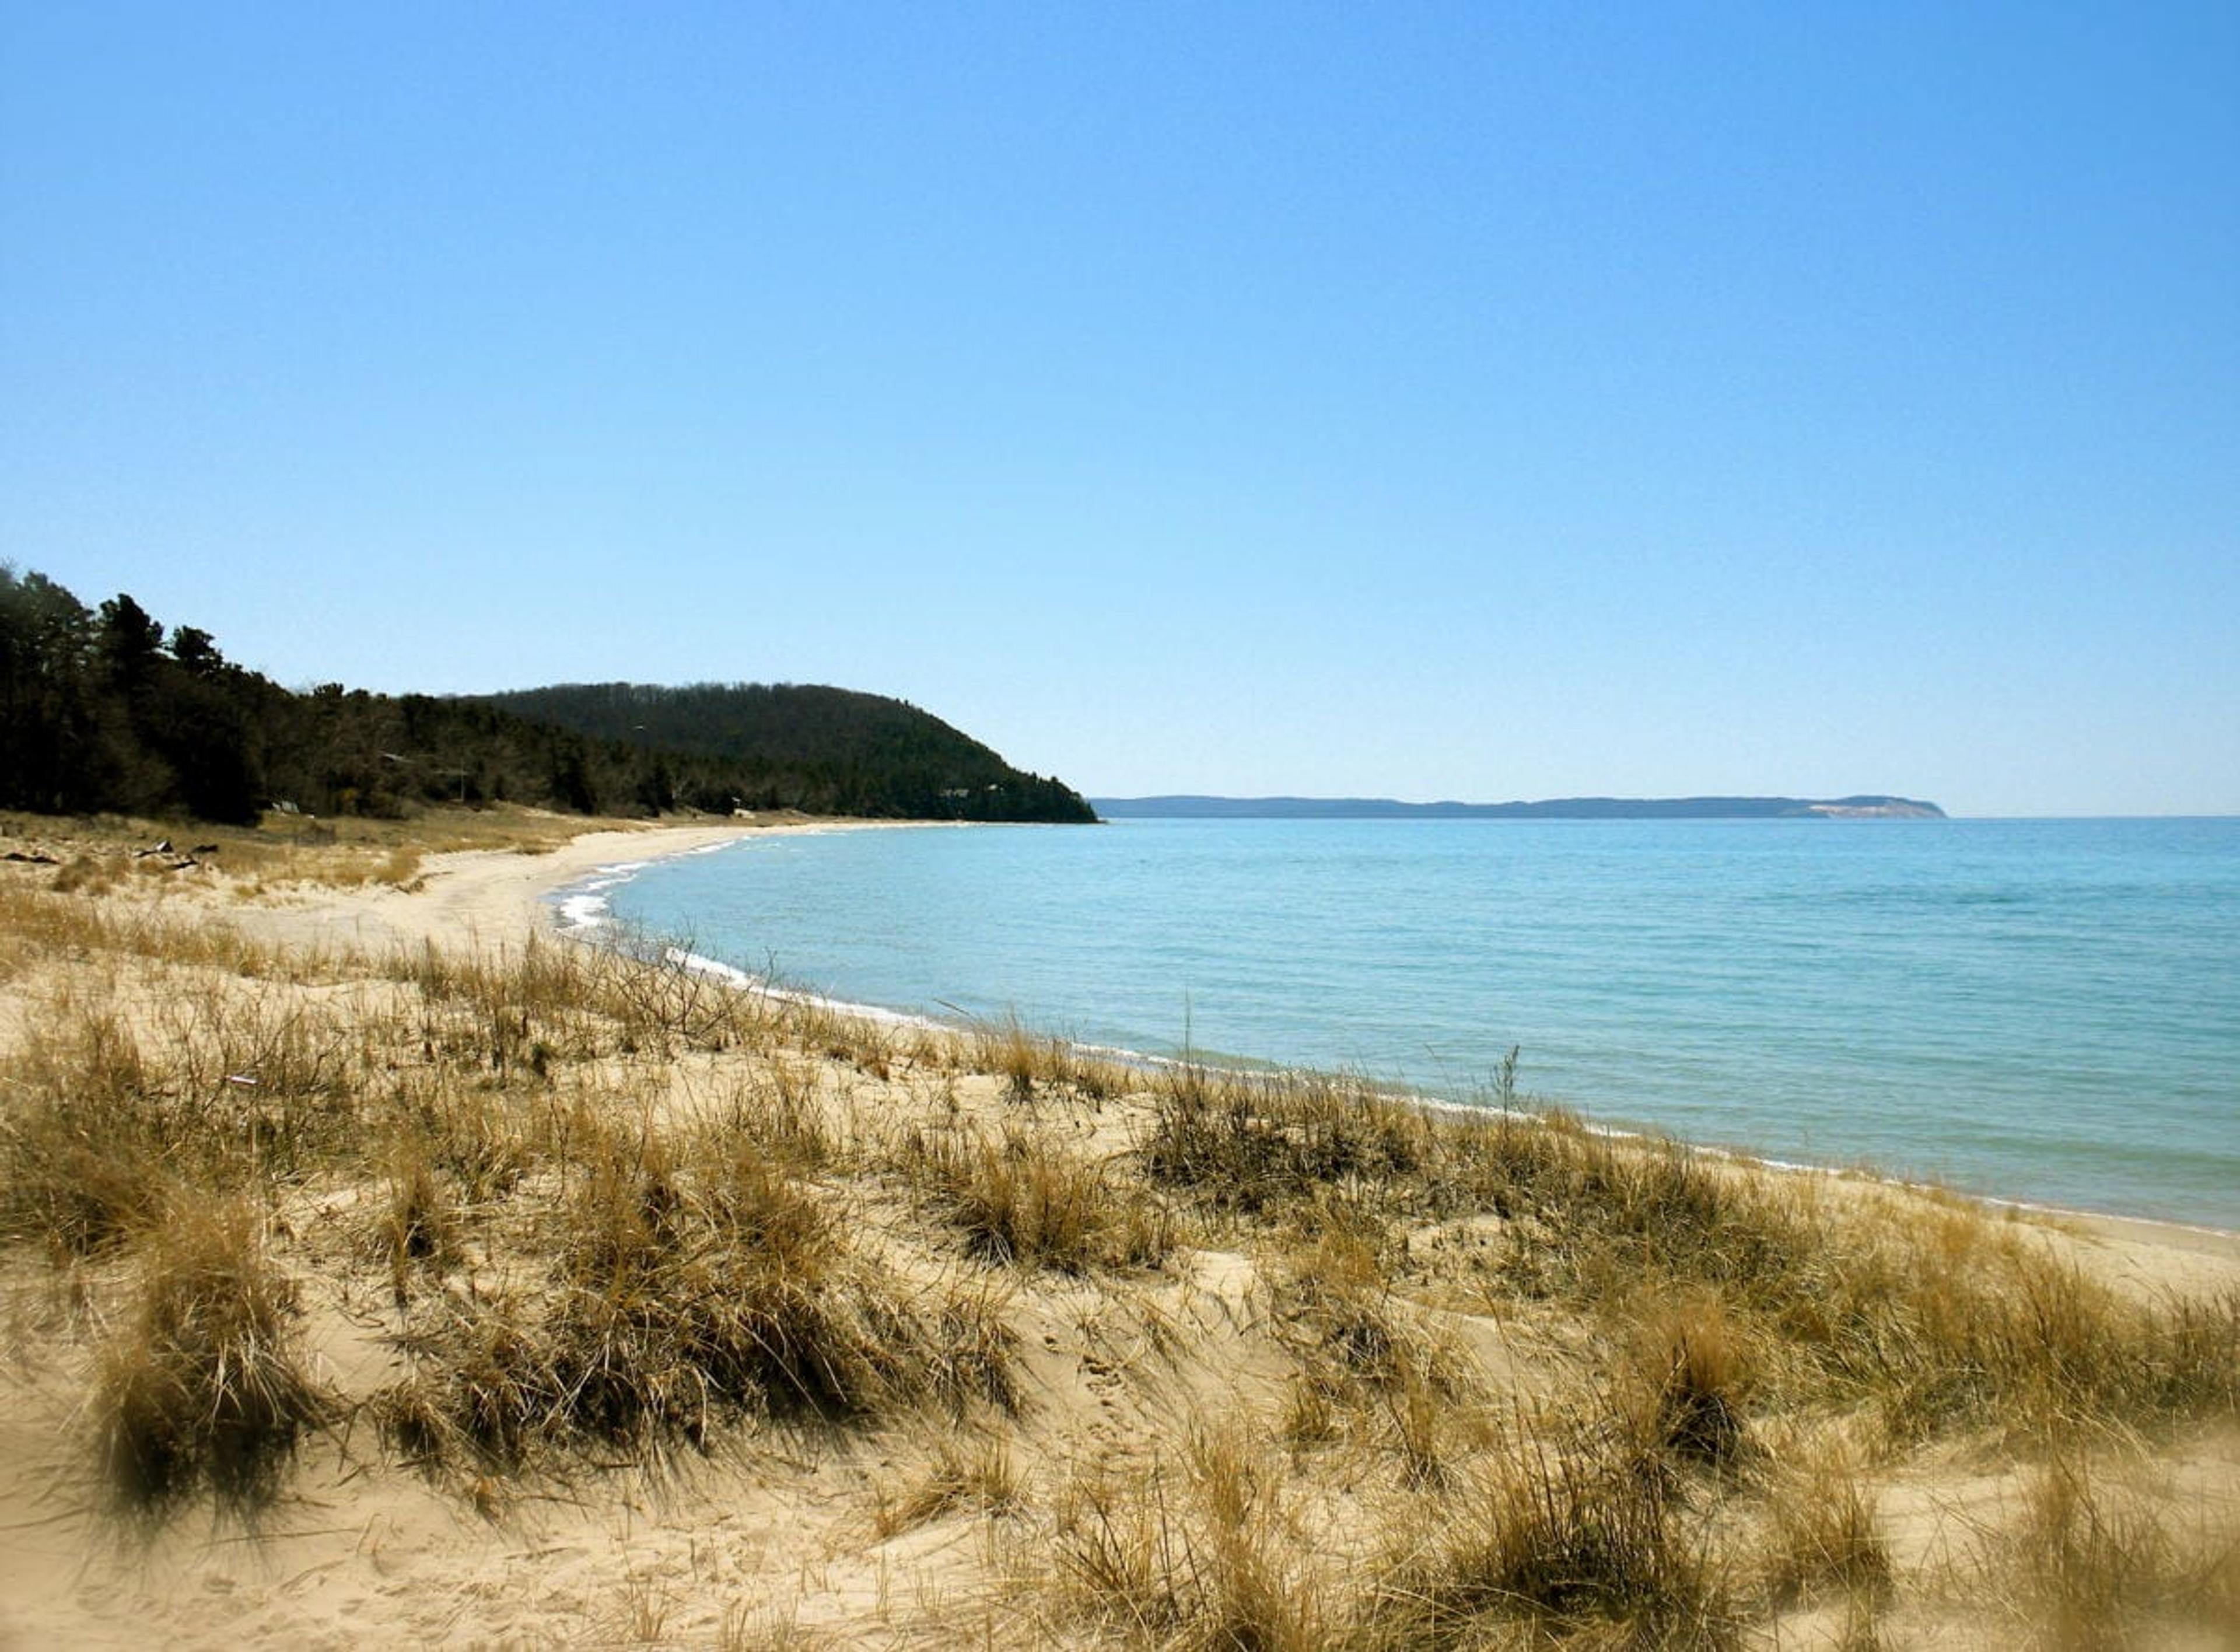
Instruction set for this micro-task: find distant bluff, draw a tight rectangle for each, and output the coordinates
[1091,794,1947,820]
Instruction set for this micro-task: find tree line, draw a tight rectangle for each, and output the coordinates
[0,567,1097,826]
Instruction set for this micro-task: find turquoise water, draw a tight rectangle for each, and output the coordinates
[574,818,2240,1231]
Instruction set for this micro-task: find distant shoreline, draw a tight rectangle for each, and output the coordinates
[1093,793,1947,820]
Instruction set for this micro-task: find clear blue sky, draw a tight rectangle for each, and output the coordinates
[5,2,2234,815]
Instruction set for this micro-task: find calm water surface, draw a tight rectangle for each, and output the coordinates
[573,818,2240,1230]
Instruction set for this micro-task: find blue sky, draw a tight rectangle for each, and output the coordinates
[4,2,2234,815]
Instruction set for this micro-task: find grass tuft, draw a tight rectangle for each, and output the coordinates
[93,1198,328,1514]
[1762,1448,1892,1609]
[874,1429,1021,1535]
[907,1124,1177,1274]
[1376,1420,1734,1647]
[1,1003,176,1255]
[378,1117,1020,1474]
[1143,1067,1429,1216]
[1619,1289,1755,1468]
[1994,1448,2240,1648]
[1051,1437,1329,1651]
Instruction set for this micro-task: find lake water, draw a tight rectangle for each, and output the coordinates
[565,817,2240,1231]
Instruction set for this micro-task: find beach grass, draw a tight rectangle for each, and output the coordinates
[92,1192,330,1516]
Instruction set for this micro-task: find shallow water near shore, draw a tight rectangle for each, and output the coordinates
[573,817,2240,1230]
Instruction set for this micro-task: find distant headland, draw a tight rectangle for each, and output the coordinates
[1091,794,1948,820]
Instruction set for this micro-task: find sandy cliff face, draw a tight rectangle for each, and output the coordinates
[1803,800,1946,818]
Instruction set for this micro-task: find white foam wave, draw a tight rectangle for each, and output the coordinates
[655,946,947,1031]
[549,858,674,934]
[556,892,611,930]
[663,947,757,989]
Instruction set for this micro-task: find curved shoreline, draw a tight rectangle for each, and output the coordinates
[494,820,2240,1257]
[227,818,935,956]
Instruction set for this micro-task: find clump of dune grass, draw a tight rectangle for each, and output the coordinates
[1277,1219,1446,1391]
[903,1124,1177,1274]
[377,1147,462,1306]
[1617,1289,1755,1469]
[1271,1219,1480,1487]
[1,1002,179,1254]
[376,1115,1018,1475]
[375,1289,553,1472]
[379,1071,545,1203]
[542,1123,898,1444]
[401,932,805,1071]
[986,1016,1046,1103]
[1794,1222,2240,1444]
[1380,1107,2240,1443]
[1472,1127,1819,1310]
[1143,1066,1432,1217]
[1,980,377,1256]
[874,1428,1022,1536]
[1760,1446,1892,1611]
[164,984,349,1107]
[1982,1448,2240,1648]
[159,985,364,1176]
[1276,1220,1407,1382]
[1281,1373,1343,1451]
[714,1058,844,1171]
[589,932,779,1055]
[1050,1434,1329,1651]
[401,935,600,1075]
[92,1197,330,1514]
[1372,1418,1735,1648]
[970,1015,1128,1104]
[783,991,919,1081]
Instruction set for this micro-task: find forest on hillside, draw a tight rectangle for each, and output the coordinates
[475,682,1096,824]
[0,568,1096,825]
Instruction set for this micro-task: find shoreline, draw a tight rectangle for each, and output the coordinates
[228,816,939,955]
[495,820,2240,1258]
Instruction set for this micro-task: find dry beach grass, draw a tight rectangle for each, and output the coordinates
[0,806,2235,1648]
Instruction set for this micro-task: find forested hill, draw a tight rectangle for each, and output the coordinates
[0,567,1096,825]
[474,683,1097,823]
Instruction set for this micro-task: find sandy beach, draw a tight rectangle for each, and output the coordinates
[1,813,2234,1649]
[229,819,846,953]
